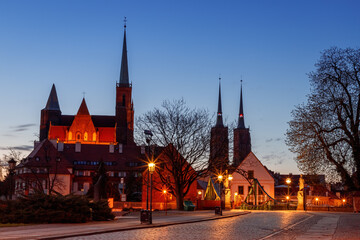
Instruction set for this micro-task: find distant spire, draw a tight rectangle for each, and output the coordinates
[119,17,129,86]
[77,98,90,115]
[238,80,245,129]
[216,77,224,127]
[45,84,60,111]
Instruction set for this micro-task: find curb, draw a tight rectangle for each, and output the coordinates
[39,211,251,239]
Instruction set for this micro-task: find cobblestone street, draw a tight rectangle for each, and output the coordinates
[66,211,311,240]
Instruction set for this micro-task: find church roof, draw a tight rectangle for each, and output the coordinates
[215,78,224,127]
[44,84,60,111]
[76,98,90,115]
[237,82,245,129]
[119,22,129,86]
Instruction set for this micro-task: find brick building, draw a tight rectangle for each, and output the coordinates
[13,24,145,200]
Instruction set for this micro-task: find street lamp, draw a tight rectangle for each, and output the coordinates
[286,177,291,196]
[148,162,155,224]
[342,198,346,206]
[8,158,16,200]
[217,174,223,216]
[163,189,167,215]
[234,192,238,208]
[227,174,233,209]
[144,130,153,211]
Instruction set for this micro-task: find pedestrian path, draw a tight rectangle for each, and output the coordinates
[0,210,249,240]
[295,215,340,240]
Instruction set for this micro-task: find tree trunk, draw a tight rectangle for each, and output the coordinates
[176,194,184,210]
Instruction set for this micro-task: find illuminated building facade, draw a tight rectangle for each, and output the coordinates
[14,24,144,200]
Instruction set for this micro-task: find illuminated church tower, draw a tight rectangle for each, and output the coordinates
[233,82,251,166]
[209,78,229,172]
[115,20,135,145]
[40,21,134,146]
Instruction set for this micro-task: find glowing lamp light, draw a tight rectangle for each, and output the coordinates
[148,162,155,173]
[198,191,202,195]
[315,197,319,201]
[234,192,238,196]
[286,196,290,200]
[163,190,167,194]
[218,175,223,182]
[228,175,233,181]
[240,114,243,117]
[342,199,346,203]
[286,178,291,184]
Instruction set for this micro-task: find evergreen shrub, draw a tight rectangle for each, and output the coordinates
[0,193,114,223]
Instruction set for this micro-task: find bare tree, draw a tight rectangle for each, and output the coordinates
[137,99,211,209]
[286,47,360,190]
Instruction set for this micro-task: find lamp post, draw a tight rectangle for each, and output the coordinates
[8,158,16,200]
[144,130,153,211]
[234,192,238,208]
[148,162,155,224]
[227,174,233,209]
[217,174,223,216]
[163,189,167,215]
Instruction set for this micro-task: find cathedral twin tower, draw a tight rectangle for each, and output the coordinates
[209,79,251,172]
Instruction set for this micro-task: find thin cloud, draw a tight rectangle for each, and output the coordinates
[0,145,33,151]
[10,124,36,132]
[265,137,282,143]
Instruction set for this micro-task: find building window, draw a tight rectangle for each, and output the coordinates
[68,131,72,140]
[76,132,81,141]
[248,170,254,179]
[84,132,88,141]
[238,186,244,195]
[93,132,96,141]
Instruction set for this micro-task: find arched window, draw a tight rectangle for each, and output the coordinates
[76,132,81,141]
[68,132,72,140]
[84,132,88,141]
[122,94,126,106]
[93,132,96,141]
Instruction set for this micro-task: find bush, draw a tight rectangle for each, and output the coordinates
[90,200,115,221]
[0,193,114,223]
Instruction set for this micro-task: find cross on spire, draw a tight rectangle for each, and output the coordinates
[124,17,127,29]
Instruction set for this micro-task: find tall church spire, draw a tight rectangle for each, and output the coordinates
[44,84,60,111]
[216,77,224,127]
[237,81,245,129]
[119,17,129,86]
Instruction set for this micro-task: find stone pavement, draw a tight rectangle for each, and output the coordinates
[0,210,249,240]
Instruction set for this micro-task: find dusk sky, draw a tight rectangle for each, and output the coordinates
[1,1,359,174]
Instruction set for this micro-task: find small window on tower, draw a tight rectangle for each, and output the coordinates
[122,94,125,106]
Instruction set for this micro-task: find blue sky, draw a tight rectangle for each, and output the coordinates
[0,0,359,174]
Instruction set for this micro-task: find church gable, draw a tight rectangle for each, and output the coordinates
[68,99,97,142]
[238,152,274,181]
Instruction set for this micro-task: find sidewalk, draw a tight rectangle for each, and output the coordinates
[0,210,250,240]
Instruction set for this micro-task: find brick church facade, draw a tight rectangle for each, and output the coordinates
[13,24,145,199]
